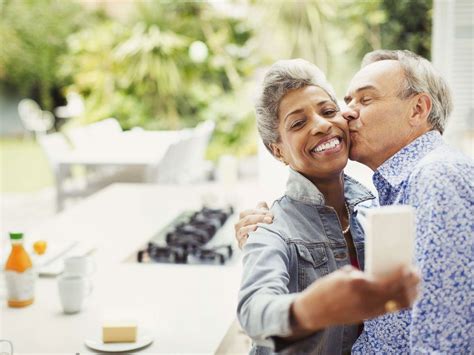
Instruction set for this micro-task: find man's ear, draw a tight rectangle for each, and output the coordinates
[410,93,432,127]
[270,143,287,164]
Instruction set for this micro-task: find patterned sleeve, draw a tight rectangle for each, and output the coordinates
[407,162,473,353]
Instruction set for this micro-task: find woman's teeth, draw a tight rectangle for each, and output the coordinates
[313,138,340,153]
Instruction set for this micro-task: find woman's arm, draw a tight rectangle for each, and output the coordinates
[237,227,296,348]
[237,226,420,349]
[291,265,420,333]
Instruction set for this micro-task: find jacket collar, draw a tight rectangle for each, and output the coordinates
[285,167,375,208]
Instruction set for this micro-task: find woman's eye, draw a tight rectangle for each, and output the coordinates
[291,120,305,129]
[361,97,372,104]
[323,109,337,116]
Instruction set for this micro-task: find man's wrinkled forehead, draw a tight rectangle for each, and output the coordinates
[346,60,404,96]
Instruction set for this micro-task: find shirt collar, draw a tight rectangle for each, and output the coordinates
[374,130,444,188]
[285,167,375,208]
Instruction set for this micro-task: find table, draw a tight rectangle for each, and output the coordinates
[0,182,263,354]
[54,130,183,211]
[57,130,183,179]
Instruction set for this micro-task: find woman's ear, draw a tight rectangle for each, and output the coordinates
[270,143,288,165]
[410,93,432,128]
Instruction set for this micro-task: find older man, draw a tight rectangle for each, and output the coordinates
[236,50,473,353]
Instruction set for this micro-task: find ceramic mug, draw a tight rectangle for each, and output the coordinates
[63,255,95,277]
[57,275,92,314]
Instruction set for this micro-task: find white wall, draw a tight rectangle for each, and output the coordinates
[432,0,474,157]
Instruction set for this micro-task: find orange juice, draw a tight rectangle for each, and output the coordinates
[5,232,35,307]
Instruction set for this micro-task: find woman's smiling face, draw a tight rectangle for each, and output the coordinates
[271,85,350,181]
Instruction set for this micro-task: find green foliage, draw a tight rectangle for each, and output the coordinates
[203,82,258,160]
[59,1,258,157]
[322,0,432,95]
[0,0,433,162]
[336,0,432,62]
[0,0,98,110]
[60,21,191,129]
[379,0,432,59]
[250,0,335,74]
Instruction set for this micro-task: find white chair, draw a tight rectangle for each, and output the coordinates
[37,133,79,211]
[18,99,55,138]
[186,120,215,181]
[153,132,194,183]
[153,120,215,184]
[66,118,122,150]
[37,132,120,211]
[65,118,131,192]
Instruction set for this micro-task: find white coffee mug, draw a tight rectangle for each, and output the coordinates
[57,275,92,314]
[63,255,95,277]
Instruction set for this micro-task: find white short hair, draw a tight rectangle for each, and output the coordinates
[362,49,452,134]
[255,59,337,155]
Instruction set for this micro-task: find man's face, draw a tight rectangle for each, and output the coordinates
[343,60,415,170]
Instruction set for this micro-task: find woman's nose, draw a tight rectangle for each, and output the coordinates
[309,115,332,135]
[342,107,359,121]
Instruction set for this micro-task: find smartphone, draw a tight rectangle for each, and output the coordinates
[365,205,415,277]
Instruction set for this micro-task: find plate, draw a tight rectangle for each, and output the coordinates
[84,329,153,353]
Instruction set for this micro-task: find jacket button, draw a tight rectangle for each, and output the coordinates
[335,252,347,260]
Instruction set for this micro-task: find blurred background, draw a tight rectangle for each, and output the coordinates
[1,0,472,230]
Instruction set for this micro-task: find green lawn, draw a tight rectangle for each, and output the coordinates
[0,137,54,193]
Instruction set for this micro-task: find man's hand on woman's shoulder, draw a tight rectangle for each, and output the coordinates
[234,201,273,249]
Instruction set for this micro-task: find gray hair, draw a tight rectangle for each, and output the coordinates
[362,49,452,134]
[255,58,337,155]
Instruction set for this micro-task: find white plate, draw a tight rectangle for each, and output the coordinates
[84,329,153,353]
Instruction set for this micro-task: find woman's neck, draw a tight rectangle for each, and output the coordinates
[309,173,345,213]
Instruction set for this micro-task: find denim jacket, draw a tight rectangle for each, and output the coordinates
[237,168,374,355]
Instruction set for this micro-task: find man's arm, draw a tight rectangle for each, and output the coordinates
[407,165,473,353]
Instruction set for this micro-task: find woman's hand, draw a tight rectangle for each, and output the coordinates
[234,201,273,249]
[291,266,420,334]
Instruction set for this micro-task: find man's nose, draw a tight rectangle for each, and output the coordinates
[342,107,359,121]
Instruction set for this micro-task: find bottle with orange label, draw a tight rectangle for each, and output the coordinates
[5,232,36,307]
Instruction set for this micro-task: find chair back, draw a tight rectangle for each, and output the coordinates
[67,118,122,150]
[37,132,72,171]
[18,98,54,135]
[186,120,215,177]
[155,121,215,183]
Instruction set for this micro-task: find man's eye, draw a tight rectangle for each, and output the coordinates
[361,97,372,104]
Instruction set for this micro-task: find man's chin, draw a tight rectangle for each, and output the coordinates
[348,149,357,161]
[348,151,365,165]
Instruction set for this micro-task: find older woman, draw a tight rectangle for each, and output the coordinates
[237,59,418,355]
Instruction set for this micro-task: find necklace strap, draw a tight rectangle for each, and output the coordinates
[342,202,351,234]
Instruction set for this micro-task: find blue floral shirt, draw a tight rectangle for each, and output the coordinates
[353,131,474,354]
